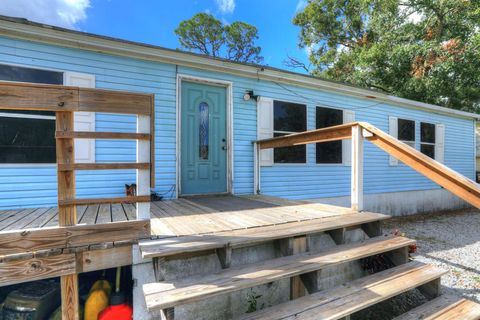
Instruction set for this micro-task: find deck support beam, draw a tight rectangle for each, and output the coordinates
[351,125,364,212]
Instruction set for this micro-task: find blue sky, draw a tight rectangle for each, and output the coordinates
[0,0,310,72]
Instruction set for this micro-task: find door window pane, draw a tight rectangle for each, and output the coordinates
[316,107,343,163]
[199,102,209,160]
[273,101,307,164]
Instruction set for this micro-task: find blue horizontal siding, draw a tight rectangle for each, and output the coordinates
[0,36,475,209]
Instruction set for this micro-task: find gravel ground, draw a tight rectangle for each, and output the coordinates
[384,208,480,303]
[352,208,480,320]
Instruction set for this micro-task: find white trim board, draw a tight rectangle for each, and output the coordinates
[0,16,478,120]
[175,74,234,198]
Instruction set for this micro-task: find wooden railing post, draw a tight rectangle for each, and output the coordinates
[56,111,80,320]
[351,125,364,211]
[137,115,151,220]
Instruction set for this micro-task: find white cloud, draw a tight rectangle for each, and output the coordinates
[295,0,308,13]
[0,0,90,29]
[215,0,235,14]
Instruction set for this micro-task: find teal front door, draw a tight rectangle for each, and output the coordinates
[180,81,227,195]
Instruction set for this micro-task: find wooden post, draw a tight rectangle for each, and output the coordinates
[137,115,151,220]
[351,125,364,211]
[56,111,79,320]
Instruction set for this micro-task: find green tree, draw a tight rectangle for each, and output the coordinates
[175,13,263,63]
[292,0,480,112]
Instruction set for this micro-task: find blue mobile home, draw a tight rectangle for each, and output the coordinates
[0,16,477,214]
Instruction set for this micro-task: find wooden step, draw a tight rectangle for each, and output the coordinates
[143,235,413,312]
[393,294,480,320]
[140,212,390,259]
[239,261,446,320]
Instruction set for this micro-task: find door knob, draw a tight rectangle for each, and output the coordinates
[222,146,227,150]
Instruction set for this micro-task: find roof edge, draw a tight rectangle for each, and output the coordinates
[0,15,478,120]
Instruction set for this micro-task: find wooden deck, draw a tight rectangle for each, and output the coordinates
[0,195,355,237]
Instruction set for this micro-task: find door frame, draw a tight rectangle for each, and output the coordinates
[176,74,234,197]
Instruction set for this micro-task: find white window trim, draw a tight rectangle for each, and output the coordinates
[272,100,308,165]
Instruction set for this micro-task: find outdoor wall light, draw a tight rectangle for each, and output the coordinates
[243,90,260,102]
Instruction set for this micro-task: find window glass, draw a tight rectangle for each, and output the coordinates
[0,64,63,164]
[0,117,56,163]
[420,144,435,158]
[273,101,307,163]
[273,101,306,132]
[420,122,436,158]
[316,107,343,163]
[421,122,435,144]
[0,64,63,85]
[199,102,209,160]
[398,119,415,147]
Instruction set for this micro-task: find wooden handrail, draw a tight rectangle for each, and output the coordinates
[358,122,480,208]
[254,121,480,209]
[0,81,153,115]
[256,122,356,149]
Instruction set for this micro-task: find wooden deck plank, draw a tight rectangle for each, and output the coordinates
[143,236,415,311]
[3,207,50,231]
[158,201,221,234]
[78,204,98,225]
[140,212,390,259]
[122,203,136,220]
[179,199,247,231]
[150,203,195,236]
[33,207,59,228]
[172,200,233,232]
[95,204,112,224]
[240,261,446,320]
[111,204,128,222]
[393,295,480,320]
[0,208,38,230]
